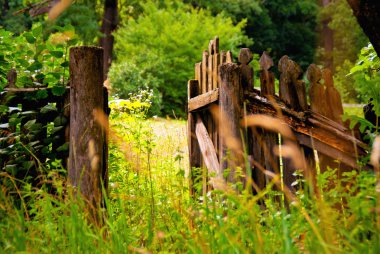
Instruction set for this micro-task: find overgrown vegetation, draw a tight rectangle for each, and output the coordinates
[109,0,251,117]
[1,1,380,253]
[1,99,379,253]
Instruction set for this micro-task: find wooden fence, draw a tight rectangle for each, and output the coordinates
[0,47,109,208]
[187,37,368,196]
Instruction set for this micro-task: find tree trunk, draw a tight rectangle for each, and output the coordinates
[100,0,118,78]
[2,0,9,17]
[347,0,380,57]
[69,46,106,224]
[321,0,334,69]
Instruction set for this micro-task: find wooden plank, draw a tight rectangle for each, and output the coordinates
[226,51,233,63]
[307,64,328,116]
[278,56,307,111]
[219,63,244,182]
[202,51,208,94]
[251,130,267,192]
[295,133,366,170]
[195,62,202,83]
[220,51,226,64]
[259,52,275,97]
[4,86,70,92]
[239,48,254,93]
[244,92,369,170]
[188,88,219,112]
[195,116,220,175]
[188,80,201,196]
[323,68,344,124]
[213,53,220,89]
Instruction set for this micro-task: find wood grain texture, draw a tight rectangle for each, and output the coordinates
[188,80,201,196]
[259,52,275,97]
[239,48,254,93]
[219,63,244,182]
[195,116,219,175]
[69,46,106,213]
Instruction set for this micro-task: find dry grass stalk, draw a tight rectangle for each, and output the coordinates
[48,0,72,20]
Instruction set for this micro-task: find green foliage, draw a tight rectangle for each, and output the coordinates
[0,0,35,34]
[1,111,379,252]
[109,0,251,117]
[350,43,380,115]
[321,0,367,70]
[188,0,318,69]
[318,0,367,103]
[0,25,77,90]
[54,2,101,44]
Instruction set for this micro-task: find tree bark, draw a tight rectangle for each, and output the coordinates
[69,46,106,222]
[321,0,334,69]
[347,0,380,56]
[100,0,118,78]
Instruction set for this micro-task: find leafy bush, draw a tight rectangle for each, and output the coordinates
[350,43,380,115]
[109,0,252,117]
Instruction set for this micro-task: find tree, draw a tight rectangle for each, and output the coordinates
[347,0,380,57]
[100,0,118,77]
[187,0,318,69]
[109,0,251,117]
[318,0,367,103]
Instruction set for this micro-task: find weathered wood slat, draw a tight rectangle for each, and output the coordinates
[195,62,202,83]
[195,116,220,175]
[245,92,368,170]
[188,80,201,196]
[208,54,213,91]
[239,48,254,93]
[219,63,244,182]
[188,88,219,112]
[202,51,208,94]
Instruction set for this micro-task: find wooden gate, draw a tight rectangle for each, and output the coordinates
[187,37,368,196]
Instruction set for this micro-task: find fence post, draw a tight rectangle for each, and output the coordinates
[188,79,201,196]
[69,46,107,214]
[219,63,244,183]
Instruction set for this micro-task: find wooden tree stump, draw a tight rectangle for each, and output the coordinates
[69,46,107,217]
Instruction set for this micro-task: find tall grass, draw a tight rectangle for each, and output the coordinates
[0,100,379,253]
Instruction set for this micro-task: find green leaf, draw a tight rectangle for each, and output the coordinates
[50,51,64,58]
[0,105,8,113]
[32,25,43,37]
[36,90,48,99]
[28,61,43,71]
[57,142,69,152]
[35,73,45,80]
[24,119,36,130]
[22,161,35,171]
[54,116,68,126]
[40,104,57,114]
[52,86,66,96]
[24,33,36,44]
[60,61,69,68]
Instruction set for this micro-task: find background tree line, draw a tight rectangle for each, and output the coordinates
[0,0,375,117]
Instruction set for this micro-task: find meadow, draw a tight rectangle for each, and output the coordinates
[0,101,379,253]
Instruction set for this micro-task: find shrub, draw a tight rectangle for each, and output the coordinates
[109,0,252,117]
